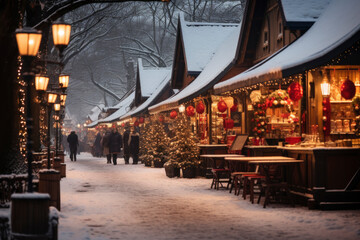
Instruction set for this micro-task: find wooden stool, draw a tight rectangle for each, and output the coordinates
[241,174,265,201]
[229,172,258,196]
[211,169,230,190]
[259,181,294,208]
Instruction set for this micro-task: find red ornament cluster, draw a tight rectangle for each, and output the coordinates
[134,120,139,127]
[340,77,356,100]
[288,82,303,102]
[196,101,205,114]
[170,110,178,119]
[186,105,195,117]
[159,115,165,122]
[217,99,227,113]
[138,117,145,124]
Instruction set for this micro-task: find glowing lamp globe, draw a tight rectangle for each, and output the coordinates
[59,75,69,89]
[52,23,71,49]
[15,27,42,56]
[54,103,61,112]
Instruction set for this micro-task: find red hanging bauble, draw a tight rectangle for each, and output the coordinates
[230,99,238,112]
[159,115,165,122]
[223,118,234,129]
[217,99,227,113]
[170,110,178,119]
[138,117,145,124]
[196,101,205,114]
[287,82,303,102]
[340,77,356,100]
[186,105,195,117]
[134,120,139,127]
[121,123,125,127]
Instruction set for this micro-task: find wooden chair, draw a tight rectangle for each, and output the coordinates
[211,169,231,190]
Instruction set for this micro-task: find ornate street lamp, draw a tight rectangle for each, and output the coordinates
[59,74,69,91]
[321,76,331,97]
[54,103,61,156]
[52,22,71,58]
[321,75,331,141]
[35,75,49,92]
[16,27,42,193]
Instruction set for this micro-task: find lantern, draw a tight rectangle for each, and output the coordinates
[170,110,178,119]
[340,77,356,100]
[139,117,145,124]
[59,74,69,89]
[159,115,165,122]
[186,106,195,117]
[134,120,139,127]
[179,104,185,113]
[52,22,71,53]
[15,27,42,56]
[54,103,61,112]
[223,118,234,129]
[217,99,227,113]
[35,75,49,92]
[47,93,57,104]
[321,76,331,97]
[196,101,205,114]
[288,81,303,101]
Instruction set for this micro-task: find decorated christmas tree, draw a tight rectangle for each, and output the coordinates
[168,113,200,171]
[139,121,152,165]
[147,119,170,167]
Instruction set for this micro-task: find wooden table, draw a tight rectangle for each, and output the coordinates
[200,154,244,169]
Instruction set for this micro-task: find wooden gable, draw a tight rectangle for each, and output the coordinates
[134,63,145,107]
[171,17,197,91]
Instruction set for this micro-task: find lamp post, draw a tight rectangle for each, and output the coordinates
[16,27,42,193]
[46,93,57,168]
[54,103,61,156]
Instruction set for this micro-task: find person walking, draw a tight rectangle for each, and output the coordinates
[129,128,140,164]
[67,131,79,161]
[101,130,111,164]
[94,132,102,157]
[109,128,122,165]
[122,127,130,164]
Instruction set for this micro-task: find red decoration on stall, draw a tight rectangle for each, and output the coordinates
[287,81,303,102]
[186,105,195,117]
[159,115,165,122]
[230,99,238,112]
[121,123,125,127]
[139,117,145,124]
[224,118,234,129]
[170,110,178,119]
[196,101,205,114]
[217,99,227,113]
[134,120,139,127]
[340,77,356,100]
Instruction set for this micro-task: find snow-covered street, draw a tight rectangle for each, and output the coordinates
[59,153,360,240]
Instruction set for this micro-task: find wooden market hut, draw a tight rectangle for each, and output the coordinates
[214,0,360,208]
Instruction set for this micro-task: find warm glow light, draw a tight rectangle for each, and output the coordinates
[321,76,331,97]
[35,75,49,91]
[47,93,57,104]
[59,74,69,89]
[60,94,67,106]
[52,23,71,47]
[54,103,61,112]
[179,105,185,113]
[15,28,42,56]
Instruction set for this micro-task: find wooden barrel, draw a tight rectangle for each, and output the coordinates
[38,170,61,211]
[60,163,66,178]
[11,193,50,237]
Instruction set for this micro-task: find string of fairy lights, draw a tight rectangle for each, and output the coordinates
[17,0,27,158]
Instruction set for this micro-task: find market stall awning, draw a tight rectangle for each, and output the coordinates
[86,120,99,128]
[214,0,360,94]
[120,72,172,121]
[149,25,241,114]
[97,92,135,124]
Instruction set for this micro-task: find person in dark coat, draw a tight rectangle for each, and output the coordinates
[122,127,130,164]
[94,132,102,157]
[67,131,79,161]
[129,128,140,164]
[101,131,111,164]
[109,128,122,165]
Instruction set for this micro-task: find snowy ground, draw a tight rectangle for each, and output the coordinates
[57,153,360,240]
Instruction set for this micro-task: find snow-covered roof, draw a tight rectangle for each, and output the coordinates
[121,71,172,120]
[215,0,360,93]
[149,25,241,113]
[138,59,171,97]
[180,15,239,73]
[86,120,98,128]
[103,86,136,111]
[97,92,135,123]
[87,104,105,122]
[281,0,331,23]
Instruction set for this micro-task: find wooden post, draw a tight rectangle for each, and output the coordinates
[60,163,66,178]
[11,193,50,238]
[53,157,62,173]
[38,170,61,211]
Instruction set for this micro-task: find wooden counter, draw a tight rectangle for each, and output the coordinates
[278,146,360,209]
[198,144,228,154]
[243,145,282,156]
